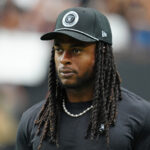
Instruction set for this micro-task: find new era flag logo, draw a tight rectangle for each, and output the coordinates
[102,30,107,37]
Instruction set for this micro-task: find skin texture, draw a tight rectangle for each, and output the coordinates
[54,34,96,103]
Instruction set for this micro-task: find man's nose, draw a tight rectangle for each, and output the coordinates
[60,51,72,65]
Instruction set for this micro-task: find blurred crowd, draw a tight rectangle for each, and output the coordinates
[0,0,150,49]
[0,0,150,149]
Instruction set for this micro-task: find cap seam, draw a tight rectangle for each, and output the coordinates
[93,10,97,39]
[55,28,99,41]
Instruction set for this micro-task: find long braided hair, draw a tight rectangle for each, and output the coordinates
[34,41,122,149]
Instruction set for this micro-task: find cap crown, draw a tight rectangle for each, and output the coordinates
[55,7,112,44]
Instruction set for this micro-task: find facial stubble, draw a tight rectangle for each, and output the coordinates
[56,69,95,90]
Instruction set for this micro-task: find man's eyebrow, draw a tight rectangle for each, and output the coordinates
[53,43,61,48]
[70,42,94,48]
[70,43,85,47]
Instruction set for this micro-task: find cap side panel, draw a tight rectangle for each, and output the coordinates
[93,10,98,42]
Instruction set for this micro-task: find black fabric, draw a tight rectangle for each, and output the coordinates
[41,7,112,44]
[16,88,150,150]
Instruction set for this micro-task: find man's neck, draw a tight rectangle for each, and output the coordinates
[65,84,94,103]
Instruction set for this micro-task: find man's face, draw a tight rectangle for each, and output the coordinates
[54,35,96,89]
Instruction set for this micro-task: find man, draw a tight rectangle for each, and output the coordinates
[16,7,150,150]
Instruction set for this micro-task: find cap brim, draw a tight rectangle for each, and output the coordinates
[40,30,97,42]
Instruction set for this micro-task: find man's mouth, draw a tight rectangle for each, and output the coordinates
[59,67,76,78]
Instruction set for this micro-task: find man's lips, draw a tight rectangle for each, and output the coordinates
[59,67,76,78]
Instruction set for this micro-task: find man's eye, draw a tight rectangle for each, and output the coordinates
[72,49,81,54]
[55,48,63,53]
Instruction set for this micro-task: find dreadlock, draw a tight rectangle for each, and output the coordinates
[34,41,122,149]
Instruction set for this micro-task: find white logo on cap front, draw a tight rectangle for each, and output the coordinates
[62,11,79,27]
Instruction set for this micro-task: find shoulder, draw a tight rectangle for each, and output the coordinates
[16,100,45,149]
[119,87,150,133]
[21,100,45,122]
[121,87,150,112]
[18,100,45,137]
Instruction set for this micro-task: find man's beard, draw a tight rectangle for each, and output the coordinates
[57,71,95,90]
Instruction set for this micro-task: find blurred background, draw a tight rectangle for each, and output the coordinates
[0,0,150,149]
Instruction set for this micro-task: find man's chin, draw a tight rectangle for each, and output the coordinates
[61,82,78,89]
[58,73,95,89]
[61,81,92,90]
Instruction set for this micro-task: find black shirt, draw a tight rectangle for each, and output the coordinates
[16,88,150,150]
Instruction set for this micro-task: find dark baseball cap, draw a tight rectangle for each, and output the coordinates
[41,7,112,44]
